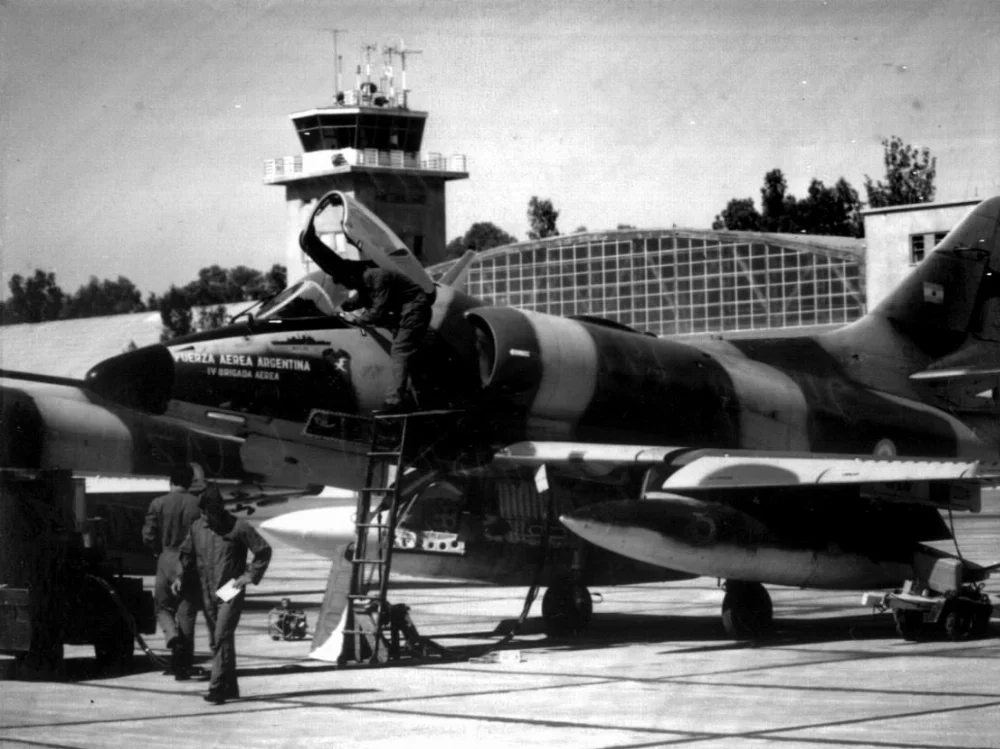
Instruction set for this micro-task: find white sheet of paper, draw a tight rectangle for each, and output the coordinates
[216,578,241,602]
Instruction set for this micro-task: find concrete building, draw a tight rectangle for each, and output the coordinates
[263,44,467,281]
[862,199,981,308]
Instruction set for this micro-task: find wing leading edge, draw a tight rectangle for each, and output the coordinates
[494,440,999,512]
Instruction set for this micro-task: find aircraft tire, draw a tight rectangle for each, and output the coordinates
[944,606,972,641]
[542,579,592,637]
[970,603,992,638]
[893,609,923,641]
[721,581,773,640]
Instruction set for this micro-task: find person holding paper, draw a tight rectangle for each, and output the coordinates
[175,486,271,704]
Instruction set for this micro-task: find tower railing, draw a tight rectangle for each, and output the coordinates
[264,149,467,183]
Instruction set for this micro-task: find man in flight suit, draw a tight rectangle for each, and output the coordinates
[300,223,435,413]
[142,463,203,680]
[176,486,272,704]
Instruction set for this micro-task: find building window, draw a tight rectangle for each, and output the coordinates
[910,232,947,265]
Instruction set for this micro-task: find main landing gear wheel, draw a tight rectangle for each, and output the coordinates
[721,581,773,640]
[893,608,923,641]
[542,579,593,637]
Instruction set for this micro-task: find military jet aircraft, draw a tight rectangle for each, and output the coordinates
[4,191,999,638]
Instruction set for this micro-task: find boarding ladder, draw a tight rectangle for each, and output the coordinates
[340,410,466,665]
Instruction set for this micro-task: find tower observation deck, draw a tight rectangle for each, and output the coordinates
[264,39,468,278]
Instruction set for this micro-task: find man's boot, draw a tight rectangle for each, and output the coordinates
[171,641,190,681]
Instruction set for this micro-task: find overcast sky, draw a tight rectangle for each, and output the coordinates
[2,0,998,300]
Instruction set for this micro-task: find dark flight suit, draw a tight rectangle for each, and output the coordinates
[178,514,271,698]
[142,489,201,666]
[300,230,435,409]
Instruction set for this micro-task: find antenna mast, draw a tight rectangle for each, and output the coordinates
[384,39,421,109]
[324,28,347,97]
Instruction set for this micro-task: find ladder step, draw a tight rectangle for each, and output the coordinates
[367,450,402,458]
[355,522,390,529]
[359,487,397,495]
[350,558,388,565]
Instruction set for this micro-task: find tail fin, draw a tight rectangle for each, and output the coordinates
[873,196,1000,357]
[440,250,478,292]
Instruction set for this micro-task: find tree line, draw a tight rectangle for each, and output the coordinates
[444,135,937,257]
[712,136,936,237]
[1,264,286,340]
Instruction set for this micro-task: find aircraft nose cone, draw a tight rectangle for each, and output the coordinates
[85,344,175,414]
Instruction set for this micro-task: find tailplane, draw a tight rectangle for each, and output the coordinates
[872,196,1000,357]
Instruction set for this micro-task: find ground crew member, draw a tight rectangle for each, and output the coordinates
[142,463,203,680]
[300,223,435,413]
[175,486,271,704]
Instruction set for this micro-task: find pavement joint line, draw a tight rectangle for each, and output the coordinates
[664,677,1000,700]
[0,704,305,732]
[342,702,710,740]
[649,641,999,683]
[730,697,1000,744]
[0,737,83,749]
[337,696,1000,749]
[0,673,619,730]
[329,676,618,709]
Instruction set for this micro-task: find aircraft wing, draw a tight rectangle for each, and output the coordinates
[493,441,999,510]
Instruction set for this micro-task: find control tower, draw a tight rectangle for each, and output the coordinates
[264,40,468,280]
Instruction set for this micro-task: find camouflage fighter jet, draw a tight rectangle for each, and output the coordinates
[4,191,999,638]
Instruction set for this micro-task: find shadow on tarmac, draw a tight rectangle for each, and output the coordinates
[363,609,998,667]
